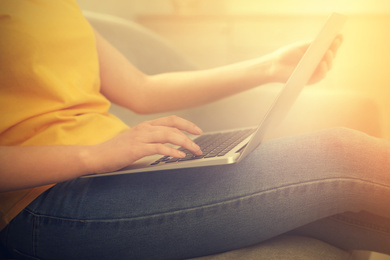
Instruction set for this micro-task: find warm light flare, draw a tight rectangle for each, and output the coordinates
[225,0,390,15]
[77,0,390,138]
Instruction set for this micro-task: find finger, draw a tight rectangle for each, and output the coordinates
[317,61,328,79]
[149,115,203,135]
[161,126,202,155]
[318,61,328,76]
[324,49,334,70]
[147,143,187,158]
[140,125,202,156]
[309,61,328,84]
[330,34,343,57]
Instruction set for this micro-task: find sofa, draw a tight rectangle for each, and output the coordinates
[83,11,387,260]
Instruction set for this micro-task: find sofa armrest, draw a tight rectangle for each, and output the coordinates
[265,87,383,138]
[85,11,382,138]
[84,11,197,74]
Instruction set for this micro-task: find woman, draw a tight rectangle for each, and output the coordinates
[1,0,389,259]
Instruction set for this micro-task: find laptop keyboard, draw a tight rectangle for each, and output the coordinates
[151,128,255,165]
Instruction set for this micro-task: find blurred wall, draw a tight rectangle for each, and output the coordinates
[77,0,390,17]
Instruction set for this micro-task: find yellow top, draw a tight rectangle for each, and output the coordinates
[0,0,129,230]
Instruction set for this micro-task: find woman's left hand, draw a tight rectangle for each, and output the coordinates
[270,35,343,85]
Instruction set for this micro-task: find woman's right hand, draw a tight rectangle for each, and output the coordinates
[87,115,203,175]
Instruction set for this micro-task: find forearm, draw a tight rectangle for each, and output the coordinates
[0,115,203,192]
[137,56,275,114]
[0,145,94,192]
[95,29,276,114]
[95,27,340,115]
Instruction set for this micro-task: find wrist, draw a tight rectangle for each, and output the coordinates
[78,145,102,176]
[79,142,124,176]
[266,52,287,83]
[245,54,280,86]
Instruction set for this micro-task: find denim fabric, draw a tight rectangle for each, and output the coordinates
[1,128,390,259]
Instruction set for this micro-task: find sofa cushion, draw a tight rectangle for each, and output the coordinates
[189,235,355,260]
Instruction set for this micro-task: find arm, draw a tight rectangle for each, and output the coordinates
[0,116,202,192]
[1,33,341,192]
[96,30,342,114]
[0,145,93,192]
[96,30,273,114]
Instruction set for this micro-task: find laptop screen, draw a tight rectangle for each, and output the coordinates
[239,13,347,162]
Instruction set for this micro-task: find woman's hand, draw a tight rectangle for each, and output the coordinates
[270,35,343,84]
[0,116,203,190]
[88,115,203,174]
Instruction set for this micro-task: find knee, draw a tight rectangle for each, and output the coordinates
[319,127,366,147]
[315,127,382,172]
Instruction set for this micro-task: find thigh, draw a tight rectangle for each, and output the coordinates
[3,128,390,259]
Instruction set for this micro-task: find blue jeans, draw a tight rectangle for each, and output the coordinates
[1,128,390,259]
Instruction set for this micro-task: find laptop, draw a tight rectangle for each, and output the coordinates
[88,13,346,178]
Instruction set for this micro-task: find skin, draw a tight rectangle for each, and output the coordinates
[0,28,342,192]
